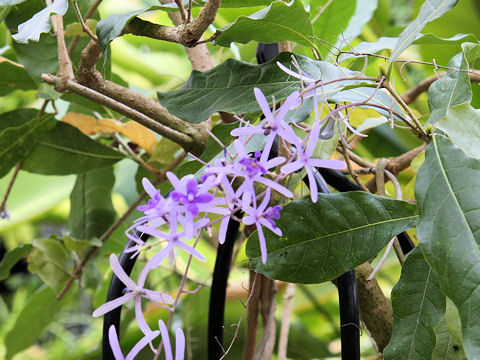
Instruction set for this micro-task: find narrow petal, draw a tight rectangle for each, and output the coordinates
[144,289,174,305]
[281,161,303,175]
[231,125,264,137]
[175,241,206,262]
[308,159,346,169]
[260,133,276,164]
[306,167,318,203]
[108,326,125,360]
[254,87,275,123]
[259,218,282,236]
[136,226,169,240]
[259,188,271,212]
[166,172,182,190]
[142,177,158,198]
[258,177,294,198]
[149,246,171,269]
[233,139,247,159]
[135,297,153,335]
[264,156,286,170]
[275,91,302,121]
[159,320,174,360]
[125,331,160,360]
[175,328,186,360]
[218,217,230,244]
[93,293,135,318]
[276,61,314,82]
[306,121,320,156]
[243,214,256,226]
[257,224,268,264]
[186,179,198,195]
[110,254,137,290]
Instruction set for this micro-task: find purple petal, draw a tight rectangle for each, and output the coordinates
[275,91,302,121]
[260,218,282,236]
[108,326,125,360]
[306,167,318,203]
[136,226,170,240]
[166,172,182,190]
[281,161,303,175]
[308,159,346,169]
[125,330,160,360]
[93,293,135,318]
[186,178,198,195]
[148,246,171,269]
[175,328,186,360]
[218,217,230,244]
[306,121,320,157]
[257,177,294,198]
[264,156,286,170]
[277,61,315,82]
[243,215,256,226]
[231,125,264,137]
[195,193,213,203]
[233,139,247,159]
[110,254,137,290]
[254,87,275,123]
[135,296,153,335]
[159,320,173,360]
[258,188,271,212]
[142,177,158,199]
[175,241,206,262]
[256,224,268,264]
[144,289,174,305]
[260,134,276,163]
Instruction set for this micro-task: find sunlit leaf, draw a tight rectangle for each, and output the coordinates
[21,122,125,175]
[68,166,116,240]
[335,0,378,48]
[389,0,459,62]
[61,112,157,154]
[384,247,445,360]
[432,316,466,359]
[214,0,313,47]
[246,192,418,283]
[416,134,480,358]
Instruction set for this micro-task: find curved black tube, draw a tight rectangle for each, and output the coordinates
[305,170,361,360]
[317,168,415,255]
[102,231,149,360]
[207,217,242,359]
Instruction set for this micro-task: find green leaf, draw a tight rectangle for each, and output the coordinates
[339,33,478,62]
[383,247,445,360]
[432,316,465,360]
[68,166,116,240]
[445,297,463,344]
[335,0,378,48]
[428,43,479,125]
[28,238,70,291]
[246,192,418,283]
[0,0,26,5]
[389,0,459,62]
[415,134,480,358]
[0,59,36,95]
[0,244,32,280]
[311,0,356,58]
[157,52,371,123]
[5,287,62,360]
[214,0,314,48]
[0,110,56,178]
[63,235,102,252]
[436,103,480,159]
[21,122,124,175]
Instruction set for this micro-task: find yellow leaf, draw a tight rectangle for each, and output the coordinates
[61,112,157,154]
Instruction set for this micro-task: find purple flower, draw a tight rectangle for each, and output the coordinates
[281,121,346,202]
[93,254,174,335]
[158,320,185,360]
[231,88,302,156]
[137,214,207,267]
[243,189,283,263]
[108,325,160,360]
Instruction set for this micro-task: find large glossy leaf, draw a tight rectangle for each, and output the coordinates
[339,33,478,62]
[0,110,56,178]
[157,52,373,123]
[68,166,116,240]
[21,122,124,175]
[214,0,314,47]
[428,43,479,125]
[389,0,459,62]
[0,244,32,280]
[416,134,480,358]
[5,287,62,359]
[310,0,356,58]
[0,58,36,95]
[383,247,445,360]
[246,192,418,283]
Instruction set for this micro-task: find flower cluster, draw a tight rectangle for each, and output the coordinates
[93,61,349,359]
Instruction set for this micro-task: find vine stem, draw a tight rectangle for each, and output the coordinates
[0,161,23,219]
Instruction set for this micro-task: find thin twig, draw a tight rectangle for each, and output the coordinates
[340,139,370,192]
[277,283,296,360]
[68,0,103,56]
[0,161,23,219]
[71,0,98,42]
[174,0,188,22]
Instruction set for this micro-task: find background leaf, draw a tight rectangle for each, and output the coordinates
[5,287,62,359]
[214,0,313,47]
[383,246,445,360]
[0,57,36,95]
[21,122,124,175]
[0,244,32,280]
[246,192,418,283]
[432,316,466,360]
[67,166,116,240]
[0,110,56,178]
[416,134,480,358]
[389,0,459,62]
